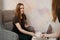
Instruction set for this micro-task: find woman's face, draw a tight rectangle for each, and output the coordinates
[20,5,24,14]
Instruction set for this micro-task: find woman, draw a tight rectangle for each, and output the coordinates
[12,3,35,40]
[42,0,60,38]
[42,8,60,38]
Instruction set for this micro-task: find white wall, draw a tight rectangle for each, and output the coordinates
[2,0,32,12]
[1,0,54,13]
[3,0,20,10]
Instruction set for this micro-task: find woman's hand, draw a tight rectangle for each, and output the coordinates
[30,32,35,37]
[41,34,49,38]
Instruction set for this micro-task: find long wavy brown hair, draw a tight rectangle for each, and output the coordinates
[15,3,25,22]
[52,0,57,22]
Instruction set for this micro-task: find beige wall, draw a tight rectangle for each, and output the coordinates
[3,0,20,10]
[2,0,32,13]
[2,0,52,13]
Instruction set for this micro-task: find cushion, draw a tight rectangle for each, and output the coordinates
[3,21,13,31]
[0,10,2,25]
[0,28,19,40]
[3,10,15,22]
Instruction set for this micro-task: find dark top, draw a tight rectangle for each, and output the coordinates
[12,14,28,35]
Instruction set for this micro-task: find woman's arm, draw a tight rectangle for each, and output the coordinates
[44,32,59,38]
[15,23,35,36]
[43,29,60,38]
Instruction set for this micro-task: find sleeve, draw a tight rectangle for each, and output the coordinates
[13,16,19,24]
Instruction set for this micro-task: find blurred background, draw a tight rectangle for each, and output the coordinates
[0,0,60,40]
[0,0,53,32]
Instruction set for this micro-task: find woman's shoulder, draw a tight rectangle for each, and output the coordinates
[13,16,18,20]
[13,16,19,23]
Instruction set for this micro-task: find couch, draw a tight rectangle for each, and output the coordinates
[0,10,19,40]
